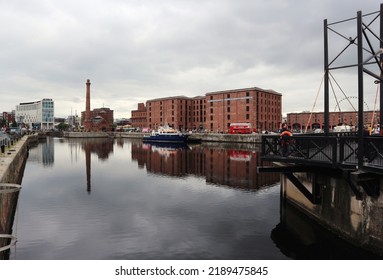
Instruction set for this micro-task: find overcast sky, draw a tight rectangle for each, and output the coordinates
[0,0,381,119]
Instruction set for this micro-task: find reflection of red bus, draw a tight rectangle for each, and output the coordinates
[228,123,256,134]
[229,150,252,161]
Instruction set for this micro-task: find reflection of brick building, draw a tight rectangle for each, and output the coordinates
[130,143,279,189]
[287,110,380,132]
[204,146,278,189]
[131,87,282,132]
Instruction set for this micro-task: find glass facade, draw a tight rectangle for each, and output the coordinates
[15,98,55,130]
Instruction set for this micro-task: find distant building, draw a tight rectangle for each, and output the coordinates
[286,110,380,132]
[115,118,131,126]
[80,107,114,131]
[206,87,281,132]
[15,98,55,130]
[146,96,191,131]
[131,87,282,132]
[2,111,15,128]
[131,103,147,128]
[80,79,113,132]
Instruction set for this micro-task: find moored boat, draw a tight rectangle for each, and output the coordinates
[143,126,189,143]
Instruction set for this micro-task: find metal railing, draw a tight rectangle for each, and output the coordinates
[261,134,383,173]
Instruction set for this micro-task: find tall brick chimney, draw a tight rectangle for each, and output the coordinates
[84,79,91,131]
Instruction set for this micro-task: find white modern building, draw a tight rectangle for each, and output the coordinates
[15,98,55,130]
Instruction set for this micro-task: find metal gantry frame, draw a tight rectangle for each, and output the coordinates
[259,4,383,203]
[323,3,383,168]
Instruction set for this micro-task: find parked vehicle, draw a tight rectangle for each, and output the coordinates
[228,123,256,134]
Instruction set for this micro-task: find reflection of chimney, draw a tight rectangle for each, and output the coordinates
[84,79,91,132]
[86,146,91,194]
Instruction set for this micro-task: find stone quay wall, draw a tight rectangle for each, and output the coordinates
[281,171,383,256]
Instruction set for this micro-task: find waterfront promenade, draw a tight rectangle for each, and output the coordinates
[0,135,34,184]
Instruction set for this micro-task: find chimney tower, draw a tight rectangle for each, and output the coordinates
[84,79,91,131]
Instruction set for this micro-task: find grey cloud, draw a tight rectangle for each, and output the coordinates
[0,0,381,117]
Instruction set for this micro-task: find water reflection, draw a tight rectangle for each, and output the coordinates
[27,137,54,166]
[80,138,114,193]
[132,142,279,190]
[13,138,285,260]
[31,138,280,191]
[15,137,374,259]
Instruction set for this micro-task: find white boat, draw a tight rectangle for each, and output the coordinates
[333,124,353,132]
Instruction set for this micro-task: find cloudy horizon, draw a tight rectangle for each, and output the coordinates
[1,1,381,119]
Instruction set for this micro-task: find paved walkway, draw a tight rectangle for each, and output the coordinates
[0,136,29,183]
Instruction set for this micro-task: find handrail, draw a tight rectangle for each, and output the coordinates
[261,134,383,173]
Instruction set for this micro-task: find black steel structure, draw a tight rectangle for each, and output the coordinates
[324,5,383,165]
[260,4,383,202]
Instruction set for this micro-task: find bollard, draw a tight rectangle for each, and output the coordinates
[0,145,4,153]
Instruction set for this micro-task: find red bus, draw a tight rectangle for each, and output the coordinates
[228,123,256,134]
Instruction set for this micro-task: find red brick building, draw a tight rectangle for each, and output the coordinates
[206,87,282,132]
[287,110,380,132]
[2,112,15,128]
[146,96,191,131]
[189,96,207,131]
[131,103,147,128]
[81,107,114,131]
[131,87,282,132]
[81,79,113,132]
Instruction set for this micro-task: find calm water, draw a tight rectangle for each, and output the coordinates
[6,137,376,260]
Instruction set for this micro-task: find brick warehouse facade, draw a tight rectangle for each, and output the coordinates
[131,103,147,128]
[206,87,281,132]
[131,87,282,132]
